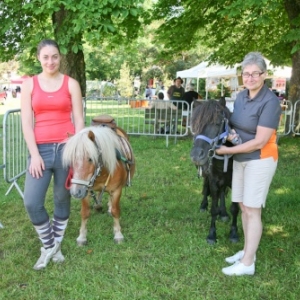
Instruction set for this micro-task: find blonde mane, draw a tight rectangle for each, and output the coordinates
[63,126,121,175]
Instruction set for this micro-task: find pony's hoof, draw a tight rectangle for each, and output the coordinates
[114,232,124,244]
[206,238,216,245]
[219,215,230,222]
[114,238,124,244]
[200,208,207,213]
[229,237,239,243]
[76,239,87,246]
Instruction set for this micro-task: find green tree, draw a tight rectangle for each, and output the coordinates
[117,62,134,97]
[0,0,146,96]
[151,0,300,103]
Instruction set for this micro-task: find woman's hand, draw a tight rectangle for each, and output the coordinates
[29,155,45,179]
[227,129,241,145]
[216,145,228,155]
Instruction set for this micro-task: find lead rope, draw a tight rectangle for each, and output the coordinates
[207,119,225,174]
[222,118,230,172]
[91,174,111,209]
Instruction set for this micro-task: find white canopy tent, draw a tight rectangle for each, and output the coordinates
[177,62,240,99]
[176,61,208,79]
[177,59,292,99]
[177,62,238,80]
[270,66,292,79]
[177,59,292,80]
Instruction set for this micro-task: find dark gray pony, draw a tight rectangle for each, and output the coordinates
[190,99,239,244]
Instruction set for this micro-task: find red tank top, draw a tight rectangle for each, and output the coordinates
[32,75,75,144]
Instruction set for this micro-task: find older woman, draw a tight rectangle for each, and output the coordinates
[216,52,281,276]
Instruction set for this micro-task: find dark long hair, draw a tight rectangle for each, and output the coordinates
[37,39,61,56]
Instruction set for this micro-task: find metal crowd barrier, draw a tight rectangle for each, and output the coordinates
[292,99,300,135]
[2,109,27,198]
[277,100,293,137]
[84,97,191,147]
[1,98,298,198]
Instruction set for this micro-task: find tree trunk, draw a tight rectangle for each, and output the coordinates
[284,0,300,103]
[60,50,86,97]
[284,0,300,133]
[52,7,86,97]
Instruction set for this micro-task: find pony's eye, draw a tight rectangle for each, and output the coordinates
[88,158,93,163]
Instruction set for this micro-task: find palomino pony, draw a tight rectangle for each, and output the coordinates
[63,125,135,245]
[190,99,239,244]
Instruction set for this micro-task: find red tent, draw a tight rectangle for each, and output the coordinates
[10,75,30,84]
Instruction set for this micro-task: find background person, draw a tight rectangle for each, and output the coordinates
[21,39,84,270]
[148,92,177,110]
[148,92,177,134]
[216,52,281,276]
[167,77,185,108]
[183,83,201,109]
[145,85,152,99]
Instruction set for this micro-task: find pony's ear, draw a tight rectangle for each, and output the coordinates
[88,130,96,142]
[219,97,226,108]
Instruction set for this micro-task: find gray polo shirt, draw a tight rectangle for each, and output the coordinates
[230,84,281,162]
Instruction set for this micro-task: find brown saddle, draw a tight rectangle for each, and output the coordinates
[91,114,129,140]
[91,114,117,129]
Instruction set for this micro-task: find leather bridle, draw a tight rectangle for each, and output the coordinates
[70,140,104,188]
[194,117,231,174]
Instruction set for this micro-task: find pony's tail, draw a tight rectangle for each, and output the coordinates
[65,168,73,190]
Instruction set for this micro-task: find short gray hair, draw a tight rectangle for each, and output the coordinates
[241,52,267,72]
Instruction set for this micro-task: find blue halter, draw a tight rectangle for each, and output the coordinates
[194,118,231,172]
[194,118,230,146]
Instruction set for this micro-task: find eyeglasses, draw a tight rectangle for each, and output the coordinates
[242,71,264,78]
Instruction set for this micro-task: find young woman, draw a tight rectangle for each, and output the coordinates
[216,52,281,276]
[21,39,84,270]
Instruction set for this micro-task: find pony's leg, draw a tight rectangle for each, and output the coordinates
[200,177,209,212]
[76,197,90,246]
[218,189,230,222]
[107,198,112,215]
[110,189,124,244]
[229,202,239,243]
[207,189,219,244]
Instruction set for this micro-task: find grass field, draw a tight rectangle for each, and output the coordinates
[1,122,300,299]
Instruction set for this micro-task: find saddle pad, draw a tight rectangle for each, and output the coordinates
[118,135,134,163]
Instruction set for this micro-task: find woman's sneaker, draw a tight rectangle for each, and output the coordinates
[222,261,255,276]
[52,243,65,263]
[225,250,256,264]
[225,250,244,264]
[33,242,59,270]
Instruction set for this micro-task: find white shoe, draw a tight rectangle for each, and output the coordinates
[222,261,255,276]
[33,242,59,270]
[52,250,65,263]
[52,243,65,263]
[225,250,244,264]
[225,250,256,264]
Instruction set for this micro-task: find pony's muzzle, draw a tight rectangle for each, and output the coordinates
[70,185,88,199]
[190,147,207,165]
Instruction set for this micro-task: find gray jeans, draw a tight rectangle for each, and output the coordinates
[24,143,71,225]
